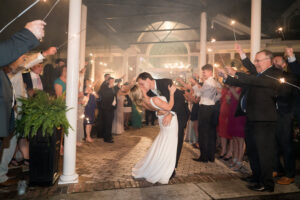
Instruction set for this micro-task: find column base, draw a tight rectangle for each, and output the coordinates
[58,173,79,185]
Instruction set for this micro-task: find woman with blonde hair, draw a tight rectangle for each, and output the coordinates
[130,84,178,184]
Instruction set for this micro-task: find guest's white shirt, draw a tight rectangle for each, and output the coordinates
[30,71,43,90]
[196,76,219,106]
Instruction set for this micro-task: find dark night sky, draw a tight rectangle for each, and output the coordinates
[0,0,298,50]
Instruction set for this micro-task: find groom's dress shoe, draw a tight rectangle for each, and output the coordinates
[104,139,114,143]
[247,184,274,192]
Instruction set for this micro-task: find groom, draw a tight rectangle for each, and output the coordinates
[137,72,190,177]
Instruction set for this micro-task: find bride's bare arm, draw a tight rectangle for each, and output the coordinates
[141,101,155,111]
[152,85,176,111]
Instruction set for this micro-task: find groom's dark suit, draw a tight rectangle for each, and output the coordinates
[147,79,190,168]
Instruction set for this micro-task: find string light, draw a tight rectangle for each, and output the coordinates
[57,28,87,50]
[89,53,93,57]
[213,63,220,68]
[207,48,213,52]
[210,21,214,29]
[163,63,190,69]
[211,38,216,43]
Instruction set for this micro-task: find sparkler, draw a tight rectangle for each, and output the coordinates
[277,27,285,40]
[0,0,40,34]
[265,74,300,90]
[218,54,226,66]
[230,20,237,42]
[43,0,61,21]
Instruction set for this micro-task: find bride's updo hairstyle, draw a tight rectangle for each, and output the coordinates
[129,85,144,112]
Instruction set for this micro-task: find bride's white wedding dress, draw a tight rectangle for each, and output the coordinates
[132,96,178,184]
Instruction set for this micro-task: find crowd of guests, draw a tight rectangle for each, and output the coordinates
[0,20,47,185]
[0,19,300,194]
[180,43,300,192]
[95,73,145,143]
[0,19,145,186]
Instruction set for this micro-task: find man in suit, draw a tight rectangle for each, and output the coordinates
[137,72,190,177]
[272,48,300,185]
[96,73,111,139]
[235,45,298,186]
[0,20,45,153]
[98,77,116,143]
[219,49,282,192]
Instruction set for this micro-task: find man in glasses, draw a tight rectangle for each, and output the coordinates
[219,49,282,192]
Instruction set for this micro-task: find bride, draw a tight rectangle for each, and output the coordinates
[130,84,178,184]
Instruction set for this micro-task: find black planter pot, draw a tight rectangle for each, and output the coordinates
[29,128,61,186]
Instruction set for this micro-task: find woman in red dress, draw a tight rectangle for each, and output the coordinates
[228,87,246,170]
[217,86,233,159]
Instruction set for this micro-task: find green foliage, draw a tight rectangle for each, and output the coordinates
[16,91,72,138]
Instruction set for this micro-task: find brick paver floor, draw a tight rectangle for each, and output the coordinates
[0,125,248,199]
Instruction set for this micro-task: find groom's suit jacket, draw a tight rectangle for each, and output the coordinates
[147,79,190,124]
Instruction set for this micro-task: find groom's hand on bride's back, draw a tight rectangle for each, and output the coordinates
[162,113,173,126]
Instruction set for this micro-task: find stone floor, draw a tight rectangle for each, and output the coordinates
[0,125,299,199]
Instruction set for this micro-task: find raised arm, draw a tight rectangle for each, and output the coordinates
[286,47,300,77]
[152,85,176,111]
[0,20,45,67]
[235,43,257,75]
[176,77,192,90]
[234,72,279,89]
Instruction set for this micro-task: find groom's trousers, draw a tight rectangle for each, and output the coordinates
[175,113,188,168]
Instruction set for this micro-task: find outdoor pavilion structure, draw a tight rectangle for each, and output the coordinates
[59,0,268,184]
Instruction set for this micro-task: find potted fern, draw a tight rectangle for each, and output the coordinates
[16,90,71,186]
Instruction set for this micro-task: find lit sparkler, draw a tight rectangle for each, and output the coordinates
[0,0,40,34]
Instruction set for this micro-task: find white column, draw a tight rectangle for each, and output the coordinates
[79,4,87,92]
[199,12,207,76]
[250,0,261,61]
[59,0,82,185]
